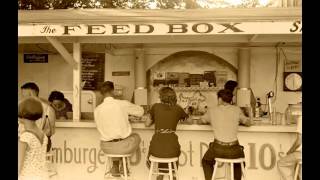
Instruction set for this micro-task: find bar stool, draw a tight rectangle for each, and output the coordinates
[212,158,246,180]
[104,154,132,180]
[148,155,179,180]
[294,160,302,180]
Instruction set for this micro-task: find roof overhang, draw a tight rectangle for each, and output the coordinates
[18,8,301,45]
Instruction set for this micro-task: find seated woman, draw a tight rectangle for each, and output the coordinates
[48,91,73,120]
[145,87,189,180]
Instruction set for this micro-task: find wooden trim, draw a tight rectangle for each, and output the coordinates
[46,37,78,68]
[19,8,301,24]
[55,121,297,133]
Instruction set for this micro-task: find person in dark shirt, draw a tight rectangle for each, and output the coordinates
[48,91,73,120]
[145,87,188,180]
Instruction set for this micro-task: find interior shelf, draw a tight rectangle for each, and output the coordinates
[151,86,222,91]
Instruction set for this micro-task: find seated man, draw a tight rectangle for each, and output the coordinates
[94,81,144,177]
[19,82,56,152]
[202,89,252,180]
[277,116,302,180]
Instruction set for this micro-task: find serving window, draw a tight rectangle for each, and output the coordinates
[18,43,108,122]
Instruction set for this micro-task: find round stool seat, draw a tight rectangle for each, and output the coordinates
[215,158,246,163]
[149,155,179,163]
[105,154,132,157]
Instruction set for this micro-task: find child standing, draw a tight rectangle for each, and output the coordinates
[18,97,49,180]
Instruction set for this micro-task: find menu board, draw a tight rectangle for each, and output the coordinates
[24,54,48,63]
[81,53,105,90]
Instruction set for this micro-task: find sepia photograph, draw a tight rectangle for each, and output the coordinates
[18,0,302,179]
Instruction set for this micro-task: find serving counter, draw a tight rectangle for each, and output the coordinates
[51,120,297,180]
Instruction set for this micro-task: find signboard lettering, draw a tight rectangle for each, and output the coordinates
[290,20,302,33]
[135,24,154,33]
[87,25,106,34]
[64,25,81,35]
[259,144,276,170]
[40,25,56,34]
[18,21,302,36]
[24,54,48,63]
[218,23,244,33]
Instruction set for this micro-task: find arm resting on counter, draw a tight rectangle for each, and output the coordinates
[239,109,252,127]
[144,114,154,127]
[122,100,144,117]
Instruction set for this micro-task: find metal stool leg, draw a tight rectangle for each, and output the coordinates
[230,163,234,180]
[294,163,301,180]
[173,161,179,180]
[148,161,154,180]
[122,157,128,180]
[168,162,173,180]
[212,162,219,180]
[240,162,246,180]
[104,155,109,176]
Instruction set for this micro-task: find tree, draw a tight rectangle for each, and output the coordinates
[18,0,284,10]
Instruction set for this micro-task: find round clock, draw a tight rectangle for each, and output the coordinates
[283,72,302,91]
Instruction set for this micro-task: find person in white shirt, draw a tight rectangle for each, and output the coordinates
[277,116,302,180]
[94,81,144,177]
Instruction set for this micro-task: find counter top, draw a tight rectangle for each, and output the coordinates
[55,121,297,133]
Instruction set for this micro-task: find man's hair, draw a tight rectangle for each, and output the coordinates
[100,81,114,95]
[18,97,43,121]
[159,87,177,106]
[48,91,65,102]
[217,89,233,104]
[21,82,39,96]
[224,80,238,92]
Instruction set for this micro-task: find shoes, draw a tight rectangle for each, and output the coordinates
[105,166,121,178]
[156,175,164,180]
[156,175,177,180]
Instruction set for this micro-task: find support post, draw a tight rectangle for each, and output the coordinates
[73,42,81,122]
[236,48,255,119]
[134,48,147,105]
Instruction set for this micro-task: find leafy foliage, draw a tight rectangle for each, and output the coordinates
[18,0,284,10]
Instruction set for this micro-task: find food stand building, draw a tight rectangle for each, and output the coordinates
[18,6,301,180]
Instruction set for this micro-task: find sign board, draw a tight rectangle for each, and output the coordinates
[50,127,296,180]
[81,53,105,90]
[285,59,302,72]
[24,54,48,63]
[18,21,302,36]
[112,71,131,76]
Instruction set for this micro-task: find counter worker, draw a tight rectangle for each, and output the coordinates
[224,80,238,105]
[48,90,73,120]
[18,82,56,152]
[94,81,144,177]
[202,89,252,180]
[224,80,256,117]
[277,116,302,180]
